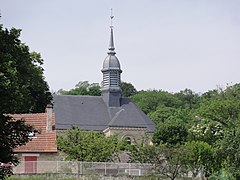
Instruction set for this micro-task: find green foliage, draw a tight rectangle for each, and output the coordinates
[174,88,200,109]
[188,118,223,145]
[217,127,240,178]
[0,26,52,114]
[57,127,122,162]
[148,104,177,123]
[120,81,137,97]
[209,161,236,180]
[129,83,240,179]
[153,120,188,146]
[198,84,240,127]
[209,169,235,180]
[130,143,188,180]
[58,81,137,98]
[130,90,181,115]
[0,24,52,179]
[184,141,216,177]
[57,81,101,96]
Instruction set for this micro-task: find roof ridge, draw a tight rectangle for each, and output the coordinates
[108,109,125,126]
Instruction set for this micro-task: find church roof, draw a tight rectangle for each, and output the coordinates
[53,95,155,132]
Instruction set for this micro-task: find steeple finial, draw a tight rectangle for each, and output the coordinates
[108,8,115,53]
[110,8,114,28]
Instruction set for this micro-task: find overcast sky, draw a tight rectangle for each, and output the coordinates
[1,0,240,93]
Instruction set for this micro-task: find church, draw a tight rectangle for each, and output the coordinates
[12,17,155,172]
[53,20,155,144]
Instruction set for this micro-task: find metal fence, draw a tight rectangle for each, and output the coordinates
[13,161,154,176]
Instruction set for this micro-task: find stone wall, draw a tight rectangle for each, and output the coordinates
[104,127,152,145]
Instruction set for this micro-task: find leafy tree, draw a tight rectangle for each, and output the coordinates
[0,24,52,179]
[130,144,188,180]
[57,127,121,162]
[217,127,240,179]
[87,83,102,96]
[0,26,52,113]
[198,84,240,127]
[156,144,189,180]
[174,88,200,109]
[57,81,101,96]
[184,141,216,178]
[58,81,137,98]
[130,90,181,115]
[188,118,223,145]
[153,120,188,146]
[130,83,240,179]
[148,104,177,123]
[190,84,240,178]
[120,81,137,97]
[201,89,220,101]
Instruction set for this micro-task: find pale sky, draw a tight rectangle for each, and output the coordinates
[1,0,240,93]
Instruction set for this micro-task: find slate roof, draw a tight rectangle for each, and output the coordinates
[13,113,57,153]
[53,95,155,132]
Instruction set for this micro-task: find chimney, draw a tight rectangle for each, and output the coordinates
[46,104,53,132]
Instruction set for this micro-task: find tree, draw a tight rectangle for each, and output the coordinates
[217,126,240,179]
[130,144,188,180]
[120,81,137,97]
[148,104,177,123]
[188,118,223,145]
[152,120,188,146]
[174,88,200,109]
[0,27,52,113]
[184,141,216,178]
[57,81,101,96]
[58,81,137,97]
[57,127,121,162]
[0,24,52,179]
[130,90,181,115]
[189,84,240,178]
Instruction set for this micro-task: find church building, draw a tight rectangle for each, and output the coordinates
[53,18,155,144]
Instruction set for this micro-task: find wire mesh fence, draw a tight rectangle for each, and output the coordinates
[13,161,154,176]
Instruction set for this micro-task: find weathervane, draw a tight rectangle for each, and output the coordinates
[110,8,114,28]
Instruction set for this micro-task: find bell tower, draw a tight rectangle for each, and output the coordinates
[101,10,122,107]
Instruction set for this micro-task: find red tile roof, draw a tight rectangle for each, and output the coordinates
[13,113,57,153]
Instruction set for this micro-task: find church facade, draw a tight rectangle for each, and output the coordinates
[53,23,155,144]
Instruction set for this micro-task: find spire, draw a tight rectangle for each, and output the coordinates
[109,28,115,51]
[108,9,115,54]
[101,9,122,107]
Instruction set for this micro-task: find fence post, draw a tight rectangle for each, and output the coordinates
[80,161,83,175]
[105,162,107,175]
[56,161,58,174]
[77,161,80,177]
[128,162,130,176]
[77,161,83,177]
